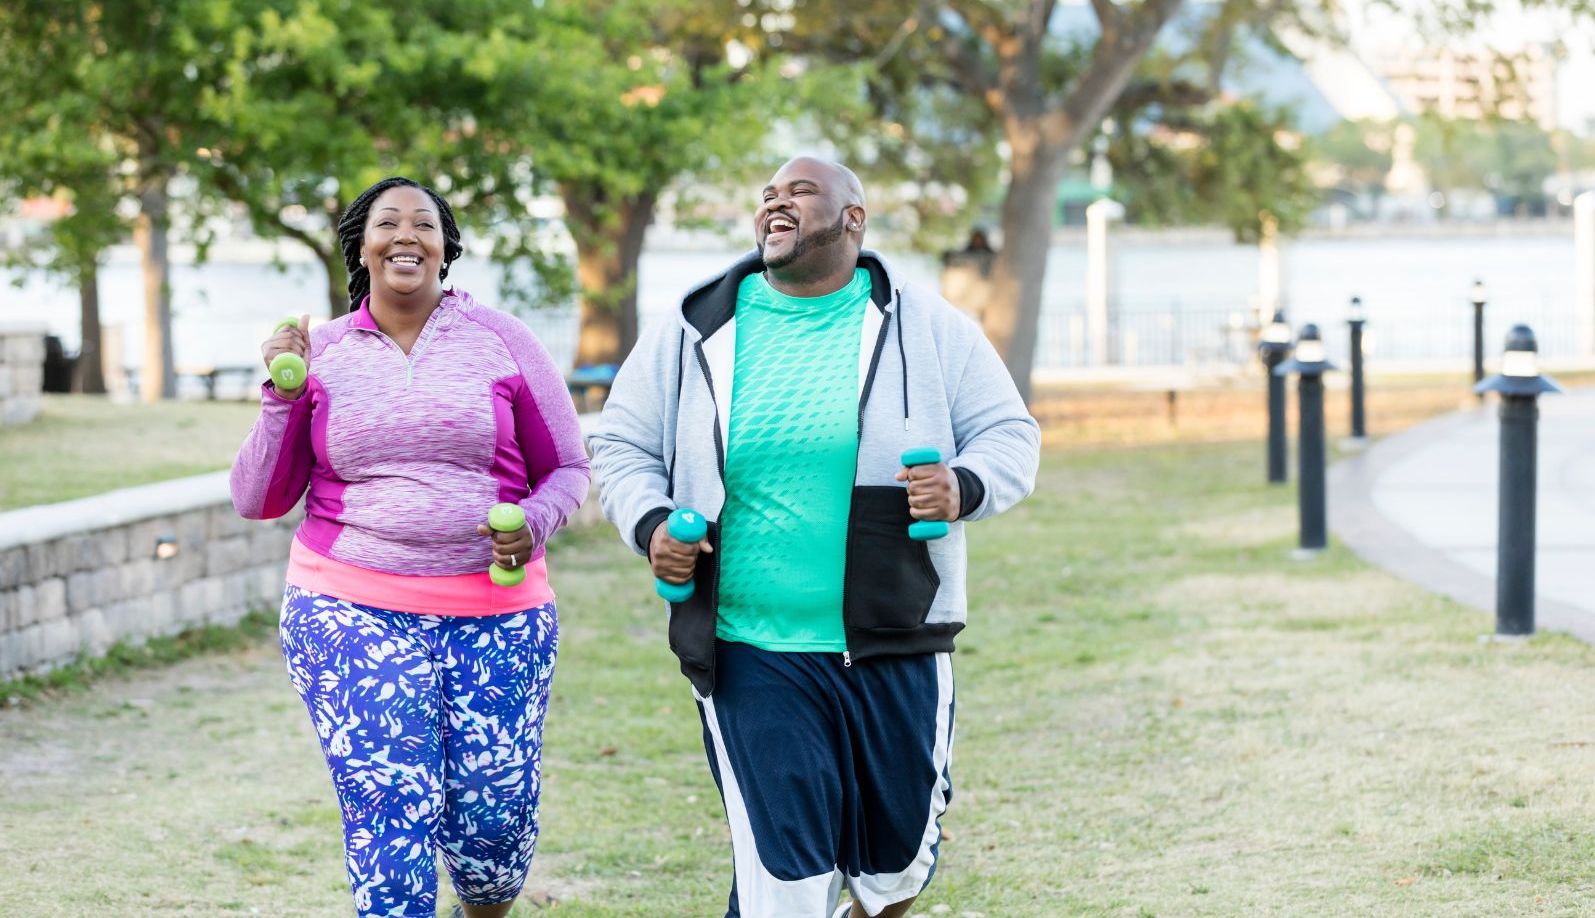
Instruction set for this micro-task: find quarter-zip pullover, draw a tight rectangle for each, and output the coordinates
[230,289,590,614]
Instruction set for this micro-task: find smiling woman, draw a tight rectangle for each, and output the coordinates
[228,176,591,918]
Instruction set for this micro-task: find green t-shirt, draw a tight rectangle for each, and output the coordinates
[715,268,871,652]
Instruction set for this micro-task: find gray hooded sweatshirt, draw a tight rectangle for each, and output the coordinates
[588,250,1040,695]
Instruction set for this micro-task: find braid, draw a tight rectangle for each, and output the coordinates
[336,176,465,308]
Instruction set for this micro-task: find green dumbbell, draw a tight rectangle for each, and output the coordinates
[487,503,527,587]
[655,507,708,602]
[269,318,308,390]
[901,447,950,541]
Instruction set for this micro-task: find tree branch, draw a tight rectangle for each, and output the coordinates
[1090,0,1120,34]
[931,1,1002,108]
[1049,0,1186,147]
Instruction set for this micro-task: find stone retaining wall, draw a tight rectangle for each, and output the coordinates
[0,326,46,425]
[0,465,608,681]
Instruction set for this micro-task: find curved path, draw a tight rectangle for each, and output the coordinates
[1329,386,1595,641]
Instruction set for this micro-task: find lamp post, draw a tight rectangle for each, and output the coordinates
[1474,325,1563,636]
[1258,312,1293,484]
[1276,324,1336,555]
[1348,296,1368,440]
[1470,279,1487,398]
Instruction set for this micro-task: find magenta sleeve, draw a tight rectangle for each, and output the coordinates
[230,381,317,519]
[492,318,591,548]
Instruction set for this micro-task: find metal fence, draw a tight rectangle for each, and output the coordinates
[1032,297,1589,371]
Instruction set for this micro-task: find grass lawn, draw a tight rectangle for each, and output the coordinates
[7,432,1595,915]
[0,395,259,511]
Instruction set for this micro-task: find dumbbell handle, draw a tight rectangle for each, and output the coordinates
[655,508,708,602]
[487,503,527,588]
[901,447,950,541]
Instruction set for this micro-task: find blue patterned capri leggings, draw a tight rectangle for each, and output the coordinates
[278,586,559,917]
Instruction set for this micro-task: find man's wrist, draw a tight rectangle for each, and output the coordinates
[636,506,673,557]
[952,466,984,520]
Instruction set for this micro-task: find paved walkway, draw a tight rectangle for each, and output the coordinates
[1330,385,1595,641]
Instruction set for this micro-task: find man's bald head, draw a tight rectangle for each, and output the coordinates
[774,156,865,208]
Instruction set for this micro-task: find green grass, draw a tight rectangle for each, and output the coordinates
[0,609,278,707]
[0,394,258,510]
[7,440,1595,915]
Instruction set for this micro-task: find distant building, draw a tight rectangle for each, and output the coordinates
[1378,44,1559,131]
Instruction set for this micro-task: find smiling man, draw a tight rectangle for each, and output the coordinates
[590,157,1040,918]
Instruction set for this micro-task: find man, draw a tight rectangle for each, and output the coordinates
[589,156,1040,917]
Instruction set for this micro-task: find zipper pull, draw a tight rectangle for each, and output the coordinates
[843,651,852,668]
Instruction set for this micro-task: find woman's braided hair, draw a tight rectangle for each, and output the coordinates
[337,177,464,308]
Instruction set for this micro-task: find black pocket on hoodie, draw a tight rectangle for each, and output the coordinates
[843,486,941,631]
[667,519,720,671]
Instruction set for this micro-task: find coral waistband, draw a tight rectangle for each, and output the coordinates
[285,535,555,616]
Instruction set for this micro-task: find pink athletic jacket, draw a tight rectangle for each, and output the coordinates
[230,288,590,615]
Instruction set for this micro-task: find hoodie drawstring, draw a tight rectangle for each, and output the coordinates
[895,289,909,430]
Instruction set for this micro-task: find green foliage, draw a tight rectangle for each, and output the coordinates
[1312,119,1396,196]
[1111,101,1319,241]
[1411,114,1558,212]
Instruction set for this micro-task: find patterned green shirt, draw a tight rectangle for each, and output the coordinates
[715,268,870,652]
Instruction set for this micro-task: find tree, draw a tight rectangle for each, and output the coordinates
[0,56,125,394]
[486,0,779,366]
[193,1,562,318]
[0,1,252,401]
[1411,114,1496,216]
[768,0,1295,402]
[1312,119,1395,210]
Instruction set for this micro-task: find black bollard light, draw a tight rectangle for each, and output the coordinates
[1470,279,1487,398]
[1347,297,1368,440]
[1275,324,1337,555]
[1474,325,1562,637]
[1258,312,1293,484]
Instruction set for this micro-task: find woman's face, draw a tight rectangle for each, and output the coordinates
[360,185,445,299]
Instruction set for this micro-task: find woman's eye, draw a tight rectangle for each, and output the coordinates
[376,220,395,227]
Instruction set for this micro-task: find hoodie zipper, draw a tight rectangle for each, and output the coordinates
[692,340,727,482]
[841,294,898,668]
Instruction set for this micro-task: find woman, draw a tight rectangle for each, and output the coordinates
[230,177,589,918]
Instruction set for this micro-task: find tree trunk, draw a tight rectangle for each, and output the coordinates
[325,254,349,317]
[75,255,106,394]
[967,140,1066,405]
[564,188,658,368]
[322,201,349,317]
[273,205,347,317]
[135,180,174,401]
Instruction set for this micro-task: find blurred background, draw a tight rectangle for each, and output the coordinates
[4,0,1595,405]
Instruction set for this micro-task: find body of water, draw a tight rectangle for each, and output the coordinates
[3,231,1590,391]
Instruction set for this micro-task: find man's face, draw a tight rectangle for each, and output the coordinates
[755,160,852,272]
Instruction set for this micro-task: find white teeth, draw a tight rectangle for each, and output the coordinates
[768,218,796,233]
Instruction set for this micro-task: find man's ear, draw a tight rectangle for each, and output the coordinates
[846,205,866,232]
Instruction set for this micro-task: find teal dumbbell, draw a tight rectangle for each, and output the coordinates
[901,447,950,541]
[655,507,708,602]
[269,317,308,390]
[487,503,527,587]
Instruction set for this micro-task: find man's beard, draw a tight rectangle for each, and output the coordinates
[760,211,847,271]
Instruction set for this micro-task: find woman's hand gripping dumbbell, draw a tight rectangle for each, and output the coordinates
[263,314,311,397]
[650,508,712,602]
[477,503,534,587]
[896,447,960,540]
